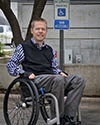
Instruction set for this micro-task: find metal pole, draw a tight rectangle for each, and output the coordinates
[59,30,64,71]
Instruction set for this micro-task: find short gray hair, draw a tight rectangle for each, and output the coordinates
[31,18,47,28]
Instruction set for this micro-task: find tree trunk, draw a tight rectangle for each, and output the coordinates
[0,0,23,46]
[25,0,47,41]
[0,0,47,45]
[2,8,23,46]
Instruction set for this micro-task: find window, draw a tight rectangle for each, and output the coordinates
[11,0,100,4]
[0,27,3,33]
[71,0,100,4]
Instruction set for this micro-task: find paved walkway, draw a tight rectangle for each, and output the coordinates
[0,94,100,125]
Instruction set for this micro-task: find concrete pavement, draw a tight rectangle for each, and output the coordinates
[0,94,100,125]
[81,97,100,125]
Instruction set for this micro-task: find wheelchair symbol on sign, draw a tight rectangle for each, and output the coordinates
[58,8,66,16]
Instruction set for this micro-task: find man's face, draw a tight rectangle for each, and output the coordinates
[31,21,47,43]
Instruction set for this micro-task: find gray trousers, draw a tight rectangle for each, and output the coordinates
[34,74,86,118]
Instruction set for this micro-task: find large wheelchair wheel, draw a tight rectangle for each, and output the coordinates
[3,77,39,125]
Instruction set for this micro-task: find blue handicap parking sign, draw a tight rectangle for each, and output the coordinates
[58,8,66,17]
[54,20,69,30]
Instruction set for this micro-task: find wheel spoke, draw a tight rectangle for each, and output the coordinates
[3,77,39,125]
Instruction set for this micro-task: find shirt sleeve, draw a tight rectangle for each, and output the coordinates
[52,50,62,74]
[6,44,25,76]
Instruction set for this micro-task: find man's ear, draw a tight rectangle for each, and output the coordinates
[30,28,33,34]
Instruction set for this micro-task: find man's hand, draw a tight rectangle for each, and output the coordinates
[29,73,36,79]
[60,72,68,77]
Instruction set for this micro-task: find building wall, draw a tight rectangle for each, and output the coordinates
[18,2,100,64]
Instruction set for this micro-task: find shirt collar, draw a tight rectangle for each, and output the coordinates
[31,37,46,49]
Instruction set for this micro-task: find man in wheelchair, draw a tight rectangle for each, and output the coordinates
[7,18,85,125]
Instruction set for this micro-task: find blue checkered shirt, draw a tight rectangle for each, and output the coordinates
[7,38,61,76]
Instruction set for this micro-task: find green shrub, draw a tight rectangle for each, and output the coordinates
[0,43,5,57]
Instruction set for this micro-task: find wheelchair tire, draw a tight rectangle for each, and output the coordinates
[40,96,53,122]
[3,77,39,125]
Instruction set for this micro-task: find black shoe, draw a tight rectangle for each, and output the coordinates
[60,116,76,125]
[60,117,66,125]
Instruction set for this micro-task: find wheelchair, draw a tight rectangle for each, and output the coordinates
[3,76,81,125]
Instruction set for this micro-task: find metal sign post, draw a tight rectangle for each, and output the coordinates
[54,0,70,70]
[59,30,64,70]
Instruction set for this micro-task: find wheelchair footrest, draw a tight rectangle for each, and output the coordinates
[74,121,81,125]
[47,118,60,125]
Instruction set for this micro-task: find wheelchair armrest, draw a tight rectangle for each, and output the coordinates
[62,71,68,76]
[19,70,32,78]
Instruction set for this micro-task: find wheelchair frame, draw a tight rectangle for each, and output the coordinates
[3,77,81,125]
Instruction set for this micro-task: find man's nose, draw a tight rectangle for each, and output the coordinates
[39,29,43,32]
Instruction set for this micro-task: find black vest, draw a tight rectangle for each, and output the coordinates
[21,40,54,75]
